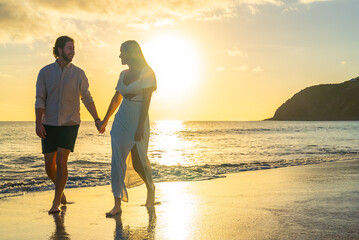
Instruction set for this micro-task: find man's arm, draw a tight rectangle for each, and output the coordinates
[35,108,46,139]
[35,69,47,139]
[84,102,100,122]
[79,71,100,124]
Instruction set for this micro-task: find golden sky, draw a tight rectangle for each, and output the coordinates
[0,0,358,121]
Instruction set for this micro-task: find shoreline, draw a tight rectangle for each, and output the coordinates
[1,159,359,239]
[2,154,357,200]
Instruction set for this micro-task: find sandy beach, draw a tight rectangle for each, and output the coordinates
[1,159,359,240]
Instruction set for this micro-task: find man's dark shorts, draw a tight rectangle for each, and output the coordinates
[42,125,80,154]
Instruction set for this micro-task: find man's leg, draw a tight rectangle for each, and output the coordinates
[45,152,67,204]
[45,152,57,182]
[48,147,71,214]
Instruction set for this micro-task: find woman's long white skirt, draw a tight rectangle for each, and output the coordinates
[110,99,154,202]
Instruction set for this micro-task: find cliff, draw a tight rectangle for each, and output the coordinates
[269,77,359,121]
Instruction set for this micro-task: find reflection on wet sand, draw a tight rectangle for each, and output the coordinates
[49,206,71,240]
[111,207,157,240]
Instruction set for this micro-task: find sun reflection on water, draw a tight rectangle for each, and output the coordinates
[156,182,197,240]
[150,120,193,166]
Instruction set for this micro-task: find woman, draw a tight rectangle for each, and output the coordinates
[97,40,156,216]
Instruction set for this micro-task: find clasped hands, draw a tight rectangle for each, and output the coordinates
[95,120,107,133]
[95,119,144,141]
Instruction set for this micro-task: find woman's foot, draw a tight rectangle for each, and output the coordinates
[106,206,122,217]
[145,184,155,207]
[106,197,122,217]
[48,202,61,214]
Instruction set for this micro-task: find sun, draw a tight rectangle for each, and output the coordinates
[142,34,201,100]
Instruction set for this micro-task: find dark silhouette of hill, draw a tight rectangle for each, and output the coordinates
[268,77,359,120]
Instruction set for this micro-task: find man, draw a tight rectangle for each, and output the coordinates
[35,36,100,214]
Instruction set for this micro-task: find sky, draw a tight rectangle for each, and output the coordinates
[0,0,358,121]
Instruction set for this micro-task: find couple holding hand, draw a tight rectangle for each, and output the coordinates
[35,36,156,215]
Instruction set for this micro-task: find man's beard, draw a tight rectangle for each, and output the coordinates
[62,51,72,62]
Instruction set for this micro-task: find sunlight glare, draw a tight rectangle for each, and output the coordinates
[150,120,193,166]
[143,34,201,99]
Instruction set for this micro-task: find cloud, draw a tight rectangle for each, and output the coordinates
[240,0,283,6]
[283,6,299,13]
[105,67,119,75]
[215,66,226,71]
[245,0,285,15]
[228,47,247,57]
[233,65,262,73]
[0,0,287,44]
[154,19,175,27]
[252,66,263,73]
[248,6,258,15]
[233,65,249,71]
[0,73,13,78]
[299,0,331,4]
[0,1,51,43]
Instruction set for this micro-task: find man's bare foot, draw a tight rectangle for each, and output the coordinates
[61,193,67,205]
[145,184,155,207]
[48,204,61,214]
[106,206,122,217]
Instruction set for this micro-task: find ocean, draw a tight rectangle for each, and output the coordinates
[1,121,359,199]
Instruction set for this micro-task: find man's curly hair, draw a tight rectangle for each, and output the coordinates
[53,36,74,58]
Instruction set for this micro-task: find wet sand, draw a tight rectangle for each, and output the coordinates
[1,159,359,239]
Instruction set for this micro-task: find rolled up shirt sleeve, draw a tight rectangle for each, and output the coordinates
[35,69,46,109]
[79,70,94,106]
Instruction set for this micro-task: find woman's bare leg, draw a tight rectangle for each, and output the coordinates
[131,145,155,206]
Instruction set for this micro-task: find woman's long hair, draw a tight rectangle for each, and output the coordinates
[121,40,148,67]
